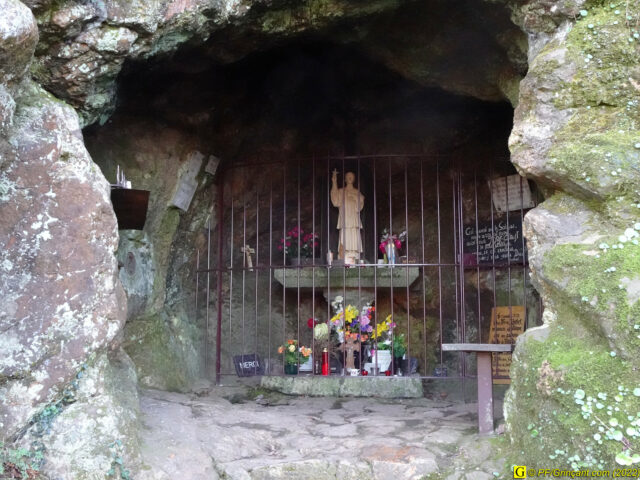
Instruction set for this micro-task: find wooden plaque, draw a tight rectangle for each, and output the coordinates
[488,306,525,384]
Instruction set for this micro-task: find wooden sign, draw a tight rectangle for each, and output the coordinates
[488,306,525,384]
[233,354,264,377]
[489,175,535,213]
[463,219,527,265]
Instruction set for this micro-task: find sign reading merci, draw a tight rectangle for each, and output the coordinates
[233,354,264,377]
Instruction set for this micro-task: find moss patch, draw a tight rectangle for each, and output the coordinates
[546,1,640,205]
[543,235,640,361]
[506,301,640,469]
[123,312,201,392]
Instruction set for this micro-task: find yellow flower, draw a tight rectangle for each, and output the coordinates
[344,305,358,324]
[288,344,295,352]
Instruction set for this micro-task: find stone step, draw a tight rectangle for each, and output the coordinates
[260,375,424,398]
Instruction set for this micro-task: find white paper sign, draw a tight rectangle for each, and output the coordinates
[489,174,534,213]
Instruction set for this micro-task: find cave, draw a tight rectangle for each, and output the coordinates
[81,0,536,390]
[5,0,637,476]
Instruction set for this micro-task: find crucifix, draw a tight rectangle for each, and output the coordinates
[241,245,255,271]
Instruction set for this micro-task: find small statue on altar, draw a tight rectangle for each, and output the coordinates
[331,170,364,264]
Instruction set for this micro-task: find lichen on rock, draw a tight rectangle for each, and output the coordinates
[506,0,640,469]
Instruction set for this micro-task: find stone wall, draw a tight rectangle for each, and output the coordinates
[506,0,640,468]
[0,0,144,477]
[85,115,217,391]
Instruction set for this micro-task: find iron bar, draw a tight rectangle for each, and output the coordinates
[215,170,224,385]
[199,154,541,381]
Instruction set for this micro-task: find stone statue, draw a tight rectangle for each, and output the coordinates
[331,170,364,264]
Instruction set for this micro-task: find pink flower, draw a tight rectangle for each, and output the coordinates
[277,245,283,251]
[314,241,319,247]
[286,241,291,247]
[395,239,401,249]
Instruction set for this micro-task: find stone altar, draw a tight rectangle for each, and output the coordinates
[273,265,420,305]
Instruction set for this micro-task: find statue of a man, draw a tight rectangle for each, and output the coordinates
[331,170,364,264]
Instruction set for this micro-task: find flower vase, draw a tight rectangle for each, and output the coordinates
[284,364,298,375]
[385,243,397,265]
[371,350,392,373]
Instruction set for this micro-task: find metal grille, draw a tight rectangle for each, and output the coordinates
[196,155,542,384]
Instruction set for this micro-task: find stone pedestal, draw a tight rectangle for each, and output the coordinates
[260,375,424,398]
[273,265,420,305]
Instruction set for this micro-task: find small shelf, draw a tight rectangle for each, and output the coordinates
[273,265,420,289]
[111,188,150,230]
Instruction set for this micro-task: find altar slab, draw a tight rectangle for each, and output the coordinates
[273,266,420,289]
[261,375,424,398]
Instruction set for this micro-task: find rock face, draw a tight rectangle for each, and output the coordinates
[506,0,640,469]
[29,0,526,126]
[84,116,216,391]
[2,0,639,474]
[0,0,143,477]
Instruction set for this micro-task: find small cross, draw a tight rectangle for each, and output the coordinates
[241,245,255,271]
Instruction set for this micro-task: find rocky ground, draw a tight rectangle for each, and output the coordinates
[137,382,509,480]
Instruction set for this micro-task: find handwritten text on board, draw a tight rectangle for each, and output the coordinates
[463,219,527,265]
[488,306,525,384]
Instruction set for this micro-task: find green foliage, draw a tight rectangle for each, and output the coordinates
[107,440,131,480]
[393,333,407,358]
[5,362,89,477]
[0,442,43,479]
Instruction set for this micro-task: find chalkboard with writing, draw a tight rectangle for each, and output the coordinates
[233,354,264,377]
[462,219,527,265]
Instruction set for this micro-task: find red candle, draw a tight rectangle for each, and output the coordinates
[362,370,368,376]
[321,348,329,376]
[385,370,391,376]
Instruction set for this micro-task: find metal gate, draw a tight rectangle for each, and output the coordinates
[196,155,542,384]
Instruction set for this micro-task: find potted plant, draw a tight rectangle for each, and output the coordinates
[277,339,312,374]
[392,333,408,374]
[369,314,396,373]
[277,226,319,265]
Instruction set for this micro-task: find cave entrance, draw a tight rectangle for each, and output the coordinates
[197,153,542,385]
[85,0,533,398]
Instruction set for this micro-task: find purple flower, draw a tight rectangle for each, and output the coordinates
[359,316,370,327]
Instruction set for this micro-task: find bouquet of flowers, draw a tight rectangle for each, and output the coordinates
[308,317,329,342]
[329,296,374,342]
[370,314,396,350]
[277,339,312,365]
[277,226,319,259]
[378,228,407,255]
